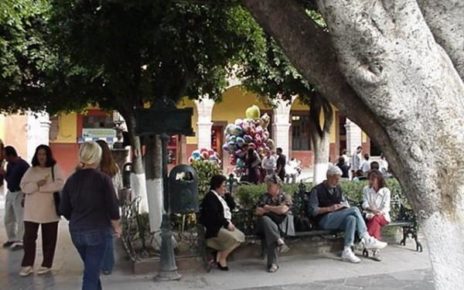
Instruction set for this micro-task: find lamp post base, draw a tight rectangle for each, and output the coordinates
[154,270,182,281]
[155,213,181,281]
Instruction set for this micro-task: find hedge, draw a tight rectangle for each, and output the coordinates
[235,178,403,209]
[232,178,406,234]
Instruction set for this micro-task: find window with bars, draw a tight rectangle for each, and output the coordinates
[291,113,311,151]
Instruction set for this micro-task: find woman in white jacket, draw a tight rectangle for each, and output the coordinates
[362,169,391,260]
[19,145,65,276]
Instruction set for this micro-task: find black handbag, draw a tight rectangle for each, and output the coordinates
[51,166,61,216]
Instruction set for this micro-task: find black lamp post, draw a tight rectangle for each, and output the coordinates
[135,99,194,281]
[156,133,180,280]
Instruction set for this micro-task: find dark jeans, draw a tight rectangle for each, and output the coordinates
[71,228,111,290]
[101,236,114,273]
[22,221,58,267]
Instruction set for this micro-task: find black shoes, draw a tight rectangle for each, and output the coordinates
[216,261,229,271]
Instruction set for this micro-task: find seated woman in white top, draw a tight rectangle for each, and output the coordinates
[199,175,245,270]
[362,169,391,260]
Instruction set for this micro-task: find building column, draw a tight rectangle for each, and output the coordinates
[345,118,363,156]
[26,111,50,162]
[194,96,215,150]
[272,98,293,158]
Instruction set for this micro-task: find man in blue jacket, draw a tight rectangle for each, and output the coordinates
[1,146,30,250]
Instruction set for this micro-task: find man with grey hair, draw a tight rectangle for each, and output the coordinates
[308,165,387,263]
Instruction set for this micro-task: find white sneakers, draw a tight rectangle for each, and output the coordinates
[37,266,52,275]
[19,266,33,277]
[342,236,387,263]
[362,236,387,250]
[342,248,361,263]
[19,266,52,277]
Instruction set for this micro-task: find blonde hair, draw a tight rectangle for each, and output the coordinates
[79,141,102,166]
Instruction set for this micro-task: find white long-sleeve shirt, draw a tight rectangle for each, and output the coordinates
[351,153,361,171]
[261,156,276,171]
[362,186,391,222]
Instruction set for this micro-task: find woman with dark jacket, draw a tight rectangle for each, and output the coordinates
[336,157,350,178]
[199,175,244,270]
[245,148,261,184]
[60,141,121,290]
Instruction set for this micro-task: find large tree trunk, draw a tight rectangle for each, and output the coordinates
[308,96,333,185]
[243,0,464,288]
[123,111,148,213]
[316,1,464,288]
[144,136,164,233]
[144,135,164,250]
[310,132,329,185]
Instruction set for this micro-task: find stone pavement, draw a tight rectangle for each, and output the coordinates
[0,205,434,290]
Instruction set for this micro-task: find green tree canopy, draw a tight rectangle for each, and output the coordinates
[50,0,264,112]
[0,0,98,114]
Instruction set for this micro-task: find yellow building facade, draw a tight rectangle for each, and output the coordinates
[0,85,370,176]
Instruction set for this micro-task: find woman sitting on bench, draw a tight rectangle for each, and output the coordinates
[362,169,391,260]
[199,175,245,271]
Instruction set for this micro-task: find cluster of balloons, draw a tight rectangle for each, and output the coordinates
[189,148,221,164]
[222,105,275,174]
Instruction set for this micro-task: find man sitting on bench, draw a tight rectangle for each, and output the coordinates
[308,166,387,263]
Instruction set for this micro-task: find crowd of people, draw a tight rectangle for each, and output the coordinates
[1,141,392,286]
[1,140,121,290]
[245,145,387,185]
[339,146,390,180]
[242,147,302,185]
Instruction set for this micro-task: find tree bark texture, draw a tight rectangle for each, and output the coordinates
[123,111,148,213]
[241,0,394,162]
[417,0,464,80]
[244,0,464,288]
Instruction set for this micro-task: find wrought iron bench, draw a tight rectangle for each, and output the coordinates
[198,180,423,271]
[291,182,423,254]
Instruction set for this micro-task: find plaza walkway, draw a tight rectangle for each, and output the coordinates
[0,194,434,290]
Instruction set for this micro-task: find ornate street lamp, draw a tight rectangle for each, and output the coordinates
[135,98,194,281]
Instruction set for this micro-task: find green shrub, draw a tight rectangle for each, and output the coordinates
[232,178,405,234]
[339,180,368,202]
[235,178,403,208]
[235,183,266,208]
[235,182,311,209]
[191,160,222,199]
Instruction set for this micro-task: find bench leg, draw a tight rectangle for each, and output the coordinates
[400,226,423,252]
[201,247,217,272]
[197,226,216,272]
[198,238,210,272]
[400,226,409,246]
[411,231,423,252]
[362,248,369,257]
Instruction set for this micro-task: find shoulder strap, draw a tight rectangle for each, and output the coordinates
[51,166,55,182]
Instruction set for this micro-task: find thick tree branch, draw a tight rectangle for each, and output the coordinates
[417,0,464,80]
[241,0,395,158]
